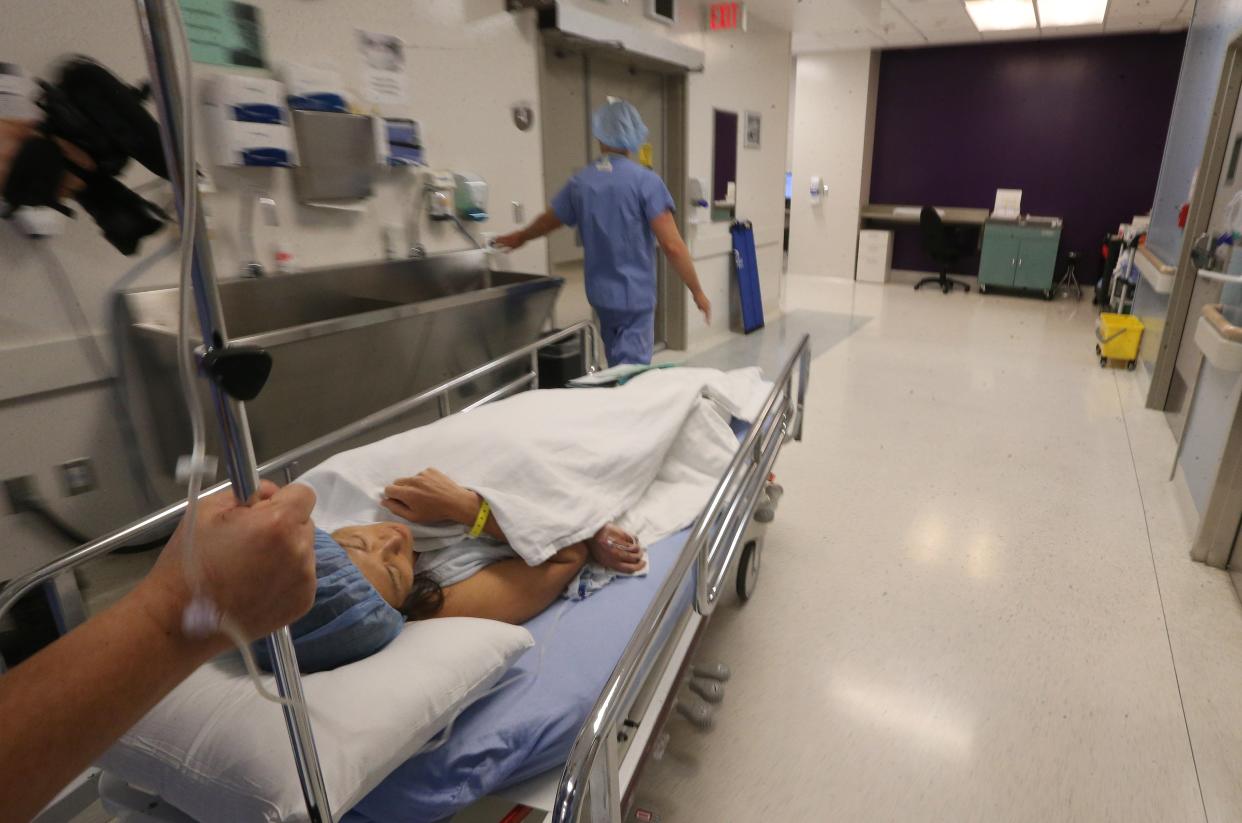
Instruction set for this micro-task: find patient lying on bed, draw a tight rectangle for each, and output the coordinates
[333,468,642,626]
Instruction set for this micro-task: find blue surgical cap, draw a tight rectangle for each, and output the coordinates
[253,528,405,674]
[592,100,649,153]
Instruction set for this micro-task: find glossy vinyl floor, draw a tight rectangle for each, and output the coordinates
[633,277,1242,823]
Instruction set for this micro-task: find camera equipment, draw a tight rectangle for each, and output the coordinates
[2,56,170,255]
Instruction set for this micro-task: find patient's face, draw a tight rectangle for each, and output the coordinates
[332,523,415,609]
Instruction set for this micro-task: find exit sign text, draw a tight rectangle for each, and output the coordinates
[709,2,746,31]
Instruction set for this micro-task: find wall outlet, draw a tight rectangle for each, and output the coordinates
[3,476,38,514]
[59,459,96,497]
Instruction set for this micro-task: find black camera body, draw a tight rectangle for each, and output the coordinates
[3,56,171,255]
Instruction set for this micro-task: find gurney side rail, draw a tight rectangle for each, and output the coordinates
[0,322,601,633]
[552,334,812,823]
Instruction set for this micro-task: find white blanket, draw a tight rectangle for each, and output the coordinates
[301,367,771,566]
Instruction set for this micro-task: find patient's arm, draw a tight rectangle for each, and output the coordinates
[383,468,643,572]
[383,469,507,542]
[436,544,587,624]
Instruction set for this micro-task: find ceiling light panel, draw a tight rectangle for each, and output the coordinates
[964,0,1038,32]
[1038,0,1108,27]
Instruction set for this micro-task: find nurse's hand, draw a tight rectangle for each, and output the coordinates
[0,119,93,198]
[493,230,526,252]
[140,481,318,646]
[693,289,712,325]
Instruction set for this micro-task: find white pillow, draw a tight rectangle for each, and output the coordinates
[98,618,533,822]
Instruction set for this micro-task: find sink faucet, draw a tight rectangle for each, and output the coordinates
[239,190,279,277]
[446,212,487,251]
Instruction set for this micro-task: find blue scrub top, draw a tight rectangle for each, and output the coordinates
[551,154,675,313]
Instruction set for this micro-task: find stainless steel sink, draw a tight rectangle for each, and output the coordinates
[117,250,561,501]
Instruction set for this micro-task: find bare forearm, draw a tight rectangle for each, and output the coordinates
[517,209,563,245]
[437,545,588,624]
[650,211,706,299]
[667,243,705,297]
[0,581,223,821]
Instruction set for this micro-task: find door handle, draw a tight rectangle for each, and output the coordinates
[1191,232,1213,268]
[1018,258,1023,267]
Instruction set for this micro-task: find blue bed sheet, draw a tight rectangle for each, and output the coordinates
[344,526,696,823]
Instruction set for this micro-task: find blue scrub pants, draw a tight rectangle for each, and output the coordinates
[594,306,655,366]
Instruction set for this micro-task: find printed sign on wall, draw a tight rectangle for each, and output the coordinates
[179,0,268,69]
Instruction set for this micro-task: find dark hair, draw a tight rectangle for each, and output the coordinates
[400,574,444,621]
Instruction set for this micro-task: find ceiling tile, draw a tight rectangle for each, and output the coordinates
[892,0,977,30]
[1105,0,1186,16]
[789,0,1189,53]
[792,28,885,53]
[870,1,924,44]
[1040,23,1107,37]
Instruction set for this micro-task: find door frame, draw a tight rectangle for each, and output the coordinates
[1148,34,1242,414]
[534,34,690,351]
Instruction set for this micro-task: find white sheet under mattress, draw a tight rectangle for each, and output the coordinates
[301,367,771,566]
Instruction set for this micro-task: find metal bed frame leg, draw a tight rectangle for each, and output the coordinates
[133,2,334,820]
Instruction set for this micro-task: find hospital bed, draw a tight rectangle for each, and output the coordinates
[0,321,811,823]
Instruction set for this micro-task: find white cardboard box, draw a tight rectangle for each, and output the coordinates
[856,230,893,283]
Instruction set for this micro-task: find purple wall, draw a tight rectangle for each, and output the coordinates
[870,34,1185,282]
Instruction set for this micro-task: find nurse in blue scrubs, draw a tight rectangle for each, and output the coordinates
[495,100,711,366]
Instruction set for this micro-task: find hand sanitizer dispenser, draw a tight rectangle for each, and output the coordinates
[453,173,488,221]
[202,74,296,167]
[425,171,456,221]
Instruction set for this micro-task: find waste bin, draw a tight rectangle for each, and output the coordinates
[538,331,586,389]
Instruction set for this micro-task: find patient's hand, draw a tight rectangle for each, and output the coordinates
[586,524,645,574]
[382,468,480,526]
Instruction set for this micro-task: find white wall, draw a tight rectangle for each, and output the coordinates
[682,20,792,340]
[0,0,549,581]
[787,50,878,279]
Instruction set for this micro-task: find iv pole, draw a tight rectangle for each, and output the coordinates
[130,2,334,820]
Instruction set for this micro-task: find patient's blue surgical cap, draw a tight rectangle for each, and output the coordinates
[592,100,649,153]
[254,529,404,674]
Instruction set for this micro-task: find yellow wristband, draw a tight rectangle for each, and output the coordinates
[469,499,491,539]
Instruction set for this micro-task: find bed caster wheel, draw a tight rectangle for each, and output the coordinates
[1099,357,1108,368]
[692,662,731,682]
[689,676,725,704]
[980,284,988,294]
[1043,289,1053,300]
[1095,344,1102,356]
[675,698,715,730]
[736,540,760,602]
[755,483,784,523]
[1127,360,1137,371]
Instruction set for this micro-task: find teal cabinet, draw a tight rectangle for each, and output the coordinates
[979,233,1021,288]
[979,220,1063,297]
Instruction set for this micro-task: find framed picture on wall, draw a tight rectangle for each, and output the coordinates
[744,111,761,149]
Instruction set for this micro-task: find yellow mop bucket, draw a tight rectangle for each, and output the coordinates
[1095,313,1144,370]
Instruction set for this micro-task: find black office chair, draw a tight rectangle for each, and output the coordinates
[915,206,971,295]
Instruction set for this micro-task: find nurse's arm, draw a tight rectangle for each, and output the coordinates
[494,208,563,251]
[0,483,317,823]
[651,211,711,324]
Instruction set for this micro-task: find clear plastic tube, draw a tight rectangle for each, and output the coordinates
[162,0,297,708]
